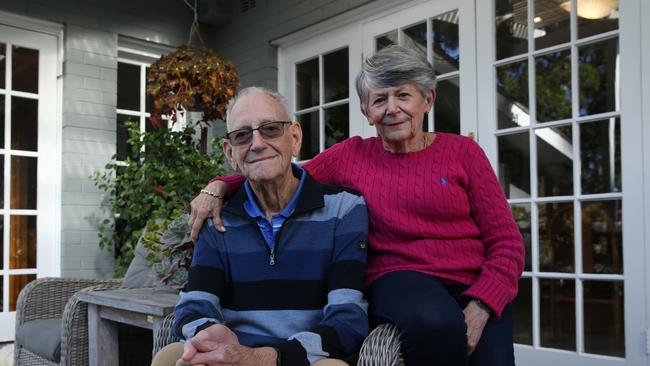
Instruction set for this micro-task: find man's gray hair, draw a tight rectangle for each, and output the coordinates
[355,45,436,111]
[225,86,291,127]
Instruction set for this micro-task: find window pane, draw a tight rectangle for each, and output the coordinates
[376,30,398,51]
[495,0,528,60]
[0,275,2,311]
[540,279,576,350]
[579,38,619,116]
[10,274,36,311]
[580,118,621,194]
[513,277,532,344]
[583,281,625,357]
[298,111,319,160]
[534,0,570,50]
[296,58,319,110]
[116,114,134,161]
[539,202,574,273]
[12,97,38,151]
[0,158,3,207]
[582,200,622,274]
[12,46,38,94]
[0,215,3,268]
[432,11,460,75]
[11,156,37,209]
[324,104,348,149]
[403,22,427,61]
[0,43,5,89]
[496,60,529,129]
[512,204,532,271]
[10,215,36,269]
[537,125,573,196]
[323,48,348,103]
[499,132,531,198]
[145,66,153,113]
[434,77,459,134]
[536,49,572,123]
[0,95,4,147]
[117,62,140,111]
[578,0,619,39]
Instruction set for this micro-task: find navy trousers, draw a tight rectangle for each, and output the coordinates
[367,270,515,366]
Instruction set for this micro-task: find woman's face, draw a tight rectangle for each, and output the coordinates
[363,83,435,145]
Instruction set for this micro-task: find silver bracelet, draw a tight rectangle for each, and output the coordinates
[200,189,224,200]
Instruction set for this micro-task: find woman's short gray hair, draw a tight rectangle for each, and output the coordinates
[225,86,291,126]
[355,45,436,111]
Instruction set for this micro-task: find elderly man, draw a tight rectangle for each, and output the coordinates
[152,87,369,366]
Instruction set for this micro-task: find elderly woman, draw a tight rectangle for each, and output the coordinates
[190,45,524,365]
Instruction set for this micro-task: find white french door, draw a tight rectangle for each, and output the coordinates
[0,21,60,341]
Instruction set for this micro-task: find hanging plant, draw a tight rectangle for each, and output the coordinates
[147,44,239,126]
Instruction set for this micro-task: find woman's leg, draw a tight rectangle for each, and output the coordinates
[468,304,515,366]
[311,359,349,366]
[367,270,468,366]
[151,342,184,366]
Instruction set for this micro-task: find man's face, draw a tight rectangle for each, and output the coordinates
[223,92,301,184]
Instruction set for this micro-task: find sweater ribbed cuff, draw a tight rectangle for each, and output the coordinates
[462,276,517,320]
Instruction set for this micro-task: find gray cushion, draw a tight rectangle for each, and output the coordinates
[122,236,160,288]
[16,318,62,362]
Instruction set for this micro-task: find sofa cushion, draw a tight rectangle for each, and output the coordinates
[16,317,62,362]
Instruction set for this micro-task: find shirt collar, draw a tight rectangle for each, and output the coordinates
[243,164,306,220]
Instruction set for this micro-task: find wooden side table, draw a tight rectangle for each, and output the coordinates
[78,287,180,366]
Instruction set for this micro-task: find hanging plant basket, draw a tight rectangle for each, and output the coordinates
[147,44,239,126]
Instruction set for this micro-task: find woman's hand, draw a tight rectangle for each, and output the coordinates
[463,300,490,355]
[189,180,228,241]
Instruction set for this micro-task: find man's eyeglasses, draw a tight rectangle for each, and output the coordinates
[226,121,293,146]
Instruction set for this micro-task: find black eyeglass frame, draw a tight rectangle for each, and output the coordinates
[225,121,293,146]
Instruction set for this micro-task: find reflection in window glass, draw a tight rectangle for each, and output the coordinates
[0,95,4,147]
[434,77,459,134]
[580,119,621,194]
[145,66,153,113]
[513,277,532,344]
[116,114,134,161]
[0,276,2,311]
[0,159,3,206]
[583,281,625,357]
[579,38,619,116]
[539,202,574,273]
[499,133,531,198]
[10,215,36,269]
[582,200,622,275]
[11,156,37,210]
[117,62,140,111]
[10,274,36,311]
[536,50,572,122]
[324,105,348,149]
[578,0,619,39]
[12,46,38,94]
[432,11,460,75]
[540,279,575,350]
[496,60,529,129]
[534,0,570,50]
[537,125,573,196]
[296,58,319,110]
[298,111,319,160]
[0,215,3,268]
[323,49,348,103]
[495,0,528,60]
[11,97,38,151]
[376,31,398,51]
[403,22,427,58]
[511,204,532,271]
[0,43,5,89]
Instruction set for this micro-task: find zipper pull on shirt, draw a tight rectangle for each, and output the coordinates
[269,250,276,266]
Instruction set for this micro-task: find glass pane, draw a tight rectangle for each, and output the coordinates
[582,200,622,274]
[11,156,37,209]
[497,60,529,129]
[12,46,39,93]
[511,204,532,271]
[434,77,459,134]
[495,0,528,60]
[583,281,625,357]
[296,58,319,110]
[10,215,36,269]
[580,118,621,194]
[513,277,532,344]
[536,49,572,122]
[324,104,348,149]
[432,11,460,75]
[540,279,576,350]
[145,66,153,113]
[537,125,573,196]
[10,274,36,311]
[539,202,574,272]
[579,38,619,116]
[0,275,2,311]
[116,114,134,161]
[323,48,349,103]
[0,215,3,268]
[117,62,141,111]
[0,157,3,206]
[578,0,619,39]
[11,96,38,151]
[403,22,427,59]
[534,0,570,50]
[499,133,531,198]
[0,95,4,146]
[298,111,319,160]
[376,30,398,51]
[0,43,5,89]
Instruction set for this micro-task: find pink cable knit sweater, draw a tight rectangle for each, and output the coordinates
[217,133,524,318]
